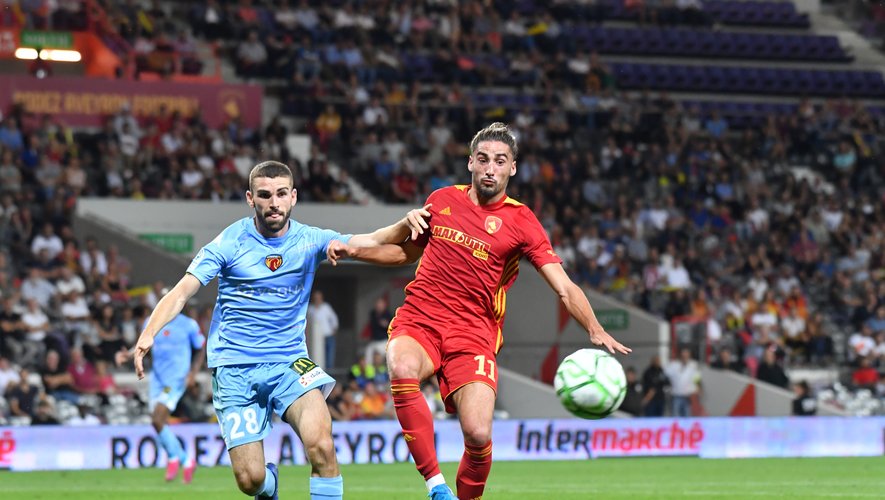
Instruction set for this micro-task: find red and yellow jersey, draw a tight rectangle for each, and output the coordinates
[390,185,561,353]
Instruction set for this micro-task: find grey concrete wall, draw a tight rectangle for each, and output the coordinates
[699,366,848,417]
[497,366,631,418]
[496,269,669,381]
[72,214,218,306]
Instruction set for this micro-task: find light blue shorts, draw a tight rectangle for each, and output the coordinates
[150,377,186,412]
[212,358,335,449]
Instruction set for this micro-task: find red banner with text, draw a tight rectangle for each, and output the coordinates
[0,76,263,128]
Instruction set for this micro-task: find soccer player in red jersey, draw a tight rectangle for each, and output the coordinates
[329,122,631,500]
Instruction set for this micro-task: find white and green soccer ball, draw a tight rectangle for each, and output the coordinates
[554,348,627,419]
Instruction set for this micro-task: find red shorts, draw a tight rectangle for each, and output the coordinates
[389,319,498,414]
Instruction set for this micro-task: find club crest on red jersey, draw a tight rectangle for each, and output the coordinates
[265,254,283,271]
[485,216,503,234]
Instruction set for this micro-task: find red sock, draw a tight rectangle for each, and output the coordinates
[456,441,492,500]
[391,378,439,479]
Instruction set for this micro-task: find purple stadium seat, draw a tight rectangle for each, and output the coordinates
[757,68,776,94]
[794,70,815,94]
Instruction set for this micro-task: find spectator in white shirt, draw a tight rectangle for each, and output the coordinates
[820,199,843,232]
[294,0,320,32]
[747,269,769,302]
[665,348,701,417]
[20,267,55,310]
[79,237,108,276]
[849,325,877,362]
[118,122,140,160]
[781,306,807,359]
[575,225,602,261]
[781,306,806,339]
[750,307,778,330]
[774,266,801,296]
[180,159,205,195]
[308,290,339,369]
[20,298,48,367]
[665,258,692,290]
[56,266,86,299]
[0,356,20,395]
[60,291,92,343]
[236,31,267,77]
[113,104,141,138]
[746,198,769,233]
[30,222,64,260]
[362,97,389,127]
[275,0,298,32]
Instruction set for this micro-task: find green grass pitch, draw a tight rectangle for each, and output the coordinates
[2,457,882,499]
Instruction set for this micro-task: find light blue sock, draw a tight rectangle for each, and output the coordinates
[310,476,343,499]
[158,426,187,463]
[258,465,277,497]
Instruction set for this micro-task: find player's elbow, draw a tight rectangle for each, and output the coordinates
[400,252,421,265]
[349,233,378,249]
[378,252,414,266]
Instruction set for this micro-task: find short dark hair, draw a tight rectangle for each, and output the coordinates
[469,122,518,159]
[249,161,293,191]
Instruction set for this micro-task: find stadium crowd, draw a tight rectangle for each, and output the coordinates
[268,0,883,391]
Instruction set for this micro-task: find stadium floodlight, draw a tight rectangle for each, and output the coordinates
[14,48,82,62]
[40,49,82,62]
[14,47,38,59]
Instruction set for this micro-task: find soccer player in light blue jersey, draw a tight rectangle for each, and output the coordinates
[117,306,204,484]
[130,161,429,500]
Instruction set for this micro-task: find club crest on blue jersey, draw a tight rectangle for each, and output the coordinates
[265,254,283,271]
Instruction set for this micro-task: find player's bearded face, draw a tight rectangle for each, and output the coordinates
[248,177,295,234]
[470,141,516,200]
[257,199,291,232]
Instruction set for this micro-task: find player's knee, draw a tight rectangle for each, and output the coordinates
[461,421,493,447]
[233,464,265,494]
[386,351,422,379]
[305,435,337,471]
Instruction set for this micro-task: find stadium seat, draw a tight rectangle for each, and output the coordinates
[550,24,848,61]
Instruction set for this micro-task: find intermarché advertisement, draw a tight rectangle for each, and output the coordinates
[0,417,882,471]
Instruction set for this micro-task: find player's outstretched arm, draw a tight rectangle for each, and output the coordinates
[133,273,202,379]
[538,263,632,355]
[347,204,432,248]
[327,239,424,267]
[187,341,206,388]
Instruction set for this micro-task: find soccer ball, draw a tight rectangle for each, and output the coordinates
[554,348,627,419]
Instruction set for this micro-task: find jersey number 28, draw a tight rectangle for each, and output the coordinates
[226,408,260,439]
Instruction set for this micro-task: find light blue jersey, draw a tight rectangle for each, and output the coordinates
[147,314,203,386]
[145,314,203,410]
[186,217,350,368]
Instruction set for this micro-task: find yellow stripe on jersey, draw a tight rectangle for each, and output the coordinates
[494,288,505,322]
[500,258,520,285]
[492,255,520,323]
